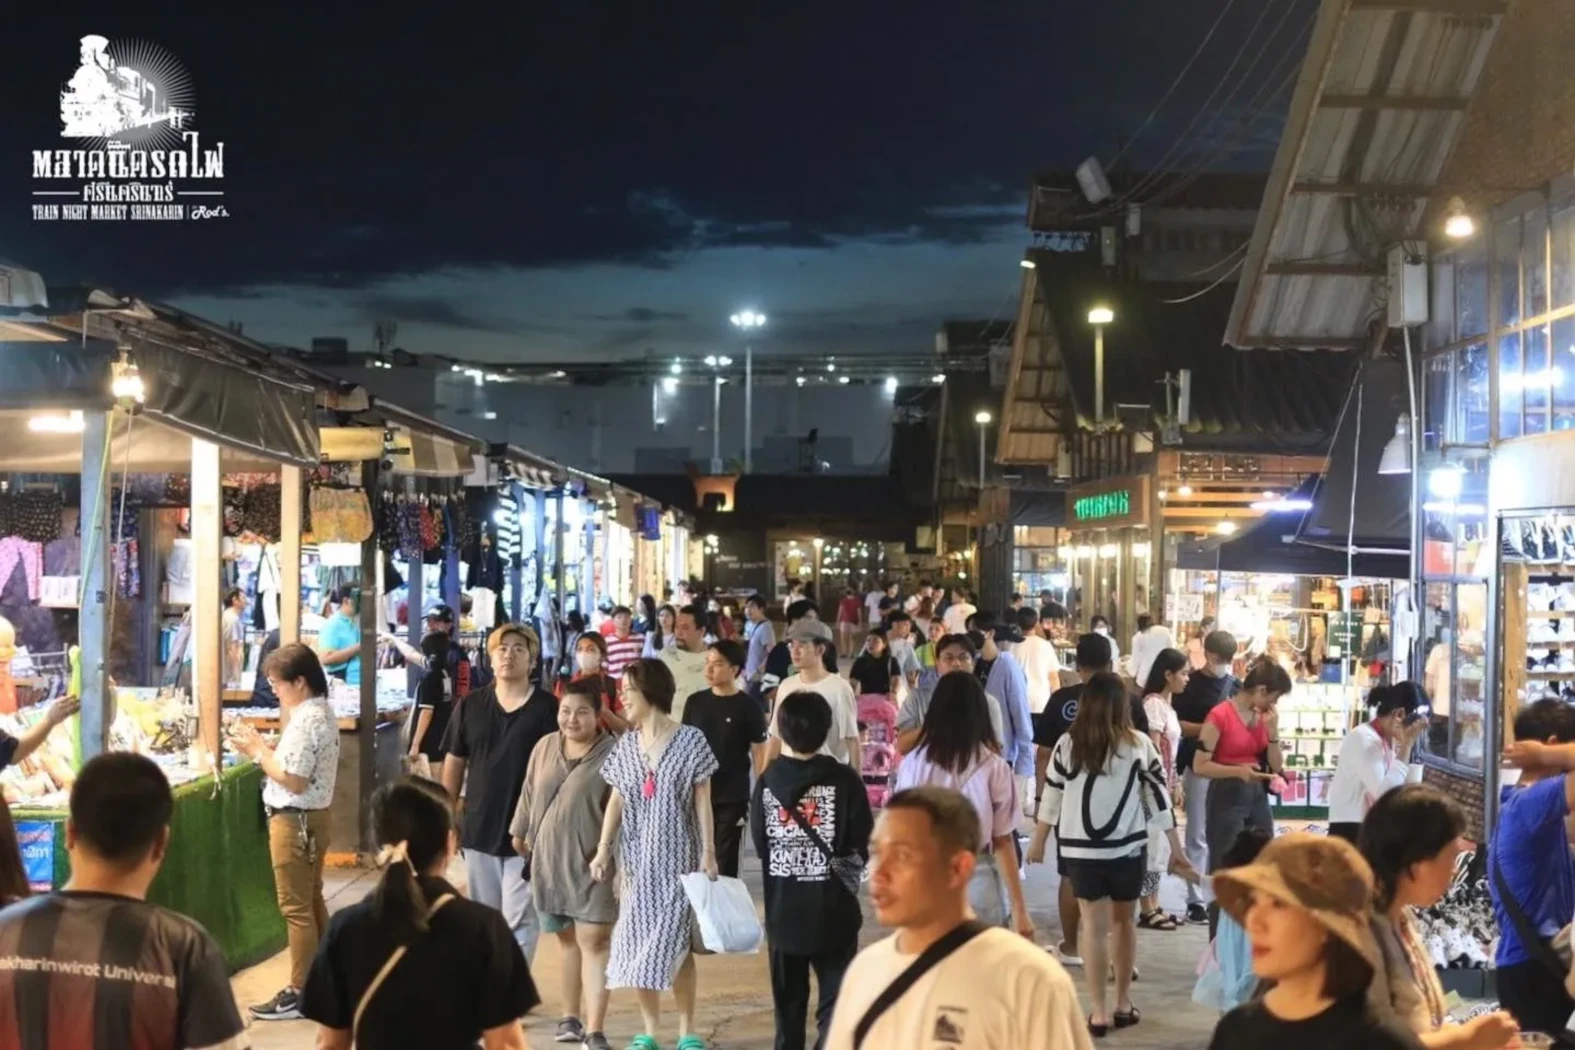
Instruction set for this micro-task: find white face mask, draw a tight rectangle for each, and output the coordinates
[576,651,602,673]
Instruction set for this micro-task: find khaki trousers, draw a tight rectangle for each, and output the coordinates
[268,809,331,990]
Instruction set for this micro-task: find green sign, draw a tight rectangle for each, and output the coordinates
[1074,490,1131,521]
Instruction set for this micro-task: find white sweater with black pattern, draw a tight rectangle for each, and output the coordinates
[1038,731,1174,861]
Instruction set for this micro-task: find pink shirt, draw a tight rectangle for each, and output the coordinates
[1205,701,1270,766]
[891,744,1018,851]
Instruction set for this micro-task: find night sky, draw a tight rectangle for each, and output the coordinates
[3,2,1313,363]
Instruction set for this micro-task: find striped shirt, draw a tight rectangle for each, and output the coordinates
[0,891,248,1050]
[604,631,645,678]
[1038,731,1173,861]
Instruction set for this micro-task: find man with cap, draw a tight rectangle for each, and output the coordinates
[385,603,472,698]
[762,598,839,703]
[767,619,860,769]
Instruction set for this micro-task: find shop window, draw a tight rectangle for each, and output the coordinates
[1499,331,1524,440]
[1418,583,1453,761]
[1421,458,1489,577]
[1456,241,1489,340]
[1422,352,1451,453]
[1497,215,1522,330]
[1525,323,1551,435]
[1553,202,1575,310]
[1553,316,1575,431]
[1451,581,1488,770]
[1524,209,1549,319]
[1456,342,1490,445]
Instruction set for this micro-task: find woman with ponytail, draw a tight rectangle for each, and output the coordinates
[300,778,540,1049]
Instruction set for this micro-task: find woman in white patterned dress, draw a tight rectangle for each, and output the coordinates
[591,658,719,1050]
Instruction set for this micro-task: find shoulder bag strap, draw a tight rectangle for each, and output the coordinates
[853,921,990,1050]
[1490,854,1569,979]
[780,790,859,895]
[352,893,457,1043]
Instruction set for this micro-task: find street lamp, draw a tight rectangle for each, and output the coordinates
[730,309,766,474]
[1087,306,1114,425]
[974,410,992,487]
[1443,197,1475,240]
[706,356,725,474]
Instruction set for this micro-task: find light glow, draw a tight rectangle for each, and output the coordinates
[1087,306,1115,325]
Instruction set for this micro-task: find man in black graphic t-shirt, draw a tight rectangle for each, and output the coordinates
[0,753,247,1050]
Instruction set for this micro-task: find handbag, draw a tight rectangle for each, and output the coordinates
[781,791,865,897]
[352,893,457,1044]
[853,920,989,1050]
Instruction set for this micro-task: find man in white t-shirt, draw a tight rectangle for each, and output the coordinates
[940,588,976,635]
[864,583,888,628]
[1129,613,1175,687]
[768,620,860,769]
[824,785,1091,1050]
[659,604,711,721]
[904,581,935,617]
[1011,606,1059,716]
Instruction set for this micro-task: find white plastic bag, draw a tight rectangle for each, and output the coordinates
[679,873,762,955]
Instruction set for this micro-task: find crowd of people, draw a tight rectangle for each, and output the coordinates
[2,578,1574,1049]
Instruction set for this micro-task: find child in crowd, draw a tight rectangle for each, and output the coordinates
[1194,827,1272,1013]
[752,691,874,1050]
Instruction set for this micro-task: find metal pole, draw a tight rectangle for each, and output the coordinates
[711,375,723,473]
[1094,325,1105,425]
[744,343,753,474]
[79,411,111,760]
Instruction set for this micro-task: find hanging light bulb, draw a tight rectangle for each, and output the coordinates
[111,349,145,403]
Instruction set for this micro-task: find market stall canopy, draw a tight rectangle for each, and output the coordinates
[1010,489,1066,527]
[1295,356,1410,556]
[1225,0,1505,348]
[1174,500,1408,579]
[365,399,481,477]
[492,445,564,490]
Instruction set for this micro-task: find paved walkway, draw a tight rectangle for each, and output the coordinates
[235,846,1224,1049]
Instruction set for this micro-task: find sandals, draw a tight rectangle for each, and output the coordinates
[675,1037,707,1050]
[1087,1017,1109,1039]
[625,1038,662,1050]
[1114,1007,1141,1029]
[1138,909,1178,930]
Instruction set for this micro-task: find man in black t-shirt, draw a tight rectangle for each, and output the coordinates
[1173,629,1239,923]
[683,639,769,878]
[0,753,246,1050]
[440,624,558,961]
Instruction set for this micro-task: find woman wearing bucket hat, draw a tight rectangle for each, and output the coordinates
[1207,833,1418,1050]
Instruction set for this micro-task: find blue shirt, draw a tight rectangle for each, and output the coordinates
[744,619,775,681]
[318,612,361,686]
[982,651,1035,776]
[1490,776,1574,967]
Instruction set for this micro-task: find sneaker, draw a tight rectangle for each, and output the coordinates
[1186,903,1209,925]
[249,987,302,1021]
[1053,943,1084,967]
[582,1034,613,1050]
[556,1017,586,1043]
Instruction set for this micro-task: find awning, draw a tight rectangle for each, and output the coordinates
[363,399,482,478]
[0,339,319,466]
[138,342,318,467]
[1174,514,1407,579]
[493,444,565,490]
[1295,356,1410,555]
[1010,489,1066,527]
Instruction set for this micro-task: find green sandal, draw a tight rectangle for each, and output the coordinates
[676,1038,706,1050]
[625,1037,662,1050]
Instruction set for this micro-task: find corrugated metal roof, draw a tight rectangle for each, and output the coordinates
[1228,0,1505,348]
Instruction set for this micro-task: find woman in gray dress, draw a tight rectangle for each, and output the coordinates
[512,678,620,1050]
[590,658,719,1050]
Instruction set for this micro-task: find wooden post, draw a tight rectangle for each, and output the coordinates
[407,551,425,695]
[280,464,303,645]
[358,459,380,856]
[78,411,113,759]
[191,438,223,762]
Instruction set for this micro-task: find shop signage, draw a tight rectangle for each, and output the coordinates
[1075,490,1130,522]
[31,34,228,222]
[1165,592,1205,623]
[16,821,53,892]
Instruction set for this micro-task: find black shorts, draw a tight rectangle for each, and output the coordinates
[1063,852,1146,902]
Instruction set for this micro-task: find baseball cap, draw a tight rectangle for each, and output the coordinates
[786,620,834,645]
[425,604,456,624]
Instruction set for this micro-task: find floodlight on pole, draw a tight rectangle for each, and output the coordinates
[1087,306,1114,424]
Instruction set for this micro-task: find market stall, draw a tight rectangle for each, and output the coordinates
[0,293,323,966]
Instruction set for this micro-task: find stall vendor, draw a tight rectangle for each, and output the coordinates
[0,695,80,767]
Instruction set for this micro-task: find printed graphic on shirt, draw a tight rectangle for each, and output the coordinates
[763,783,839,880]
[932,1006,968,1045]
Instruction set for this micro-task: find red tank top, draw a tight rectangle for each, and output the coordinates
[1206,700,1269,765]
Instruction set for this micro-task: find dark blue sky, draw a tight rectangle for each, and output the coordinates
[4,1,1312,363]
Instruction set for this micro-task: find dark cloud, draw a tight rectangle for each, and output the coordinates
[596,307,691,324]
[355,294,522,335]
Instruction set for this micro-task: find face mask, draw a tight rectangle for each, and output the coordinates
[1095,625,1109,636]
[576,652,601,673]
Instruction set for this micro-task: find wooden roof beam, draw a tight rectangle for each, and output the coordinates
[1289,181,1430,197]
